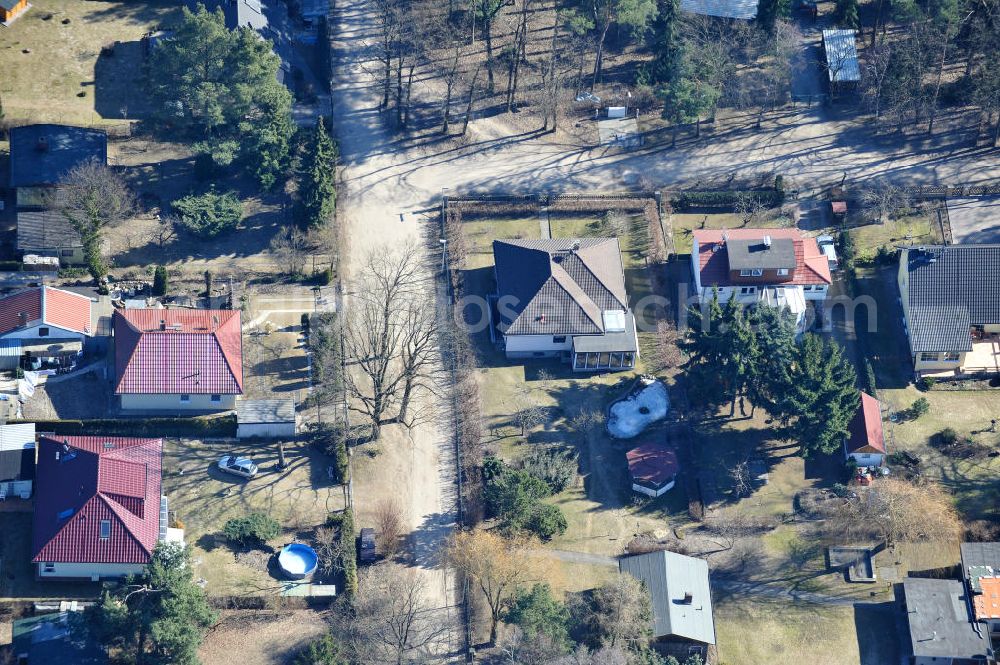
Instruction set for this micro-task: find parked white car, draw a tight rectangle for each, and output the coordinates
[817,235,839,270]
[217,455,258,479]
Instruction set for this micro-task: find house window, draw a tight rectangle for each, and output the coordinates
[740,269,752,277]
[552,336,566,344]
[943,352,960,362]
[740,286,756,295]
[57,508,74,521]
[99,520,111,540]
[210,394,222,403]
[777,268,789,276]
[920,352,939,362]
[751,268,763,276]
[180,394,191,403]
[43,563,55,573]
[38,327,49,337]
[60,249,74,257]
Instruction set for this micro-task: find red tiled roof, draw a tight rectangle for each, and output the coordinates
[626,442,680,486]
[113,309,243,395]
[32,436,162,565]
[846,392,886,454]
[0,286,92,336]
[973,577,1000,620]
[693,228,832,287]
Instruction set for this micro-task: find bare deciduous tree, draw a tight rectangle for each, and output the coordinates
[861,178,911,224]
[270,225,310,276]
[374,498,404,558]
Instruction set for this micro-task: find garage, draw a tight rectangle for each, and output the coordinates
[237,399,297,439]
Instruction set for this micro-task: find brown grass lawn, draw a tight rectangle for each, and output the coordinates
[667,212,748,253]
[715,597,900,665]
[162,438,347,596]
[848,208,943,263]
[0,0,179,125]
[198,609,329,665]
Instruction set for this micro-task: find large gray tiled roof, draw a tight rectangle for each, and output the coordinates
[903,246,1000,353]
[726,237,796,270]
[493,238,628,336]
[17,210,82,251]
[9,125,107,188]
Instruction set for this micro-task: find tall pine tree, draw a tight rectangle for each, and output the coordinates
[299,117,338,228]
[772,333,858,457]
[647,0,682,84]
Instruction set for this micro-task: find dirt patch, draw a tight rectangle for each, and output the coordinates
[199,610,328,665]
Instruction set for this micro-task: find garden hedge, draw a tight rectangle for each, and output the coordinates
[10,415,237,438]
[671,189,786,210]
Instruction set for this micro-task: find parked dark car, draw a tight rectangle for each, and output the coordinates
[359,527,377,563]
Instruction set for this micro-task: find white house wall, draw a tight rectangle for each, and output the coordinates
[37,561,147,580]
[847,452,884,467]
[238,422,296,439]
[504,334,573,358]
[120,393,238,412]
[2,324,85,342]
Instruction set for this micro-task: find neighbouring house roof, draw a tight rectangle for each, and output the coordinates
[32,436,163,565]
[9,124,108,188]
[299,0,330,18]
[189,0,267,31]
[902,246,1000,354]
[973,577,1000,620]
[0,286,93,337]
[693,228,832,287]
[961,542,1000,574]
[0,423,36,483]
[626,441,679,489]
[17,209,83,252]
[846,392,886,455]
[113,308,244,395]
[902,578,990,660]
[493,238,629,336]
[823,30,861,83]
[237,399,295,424]
[619,550,716,645]
[680,0,757,19]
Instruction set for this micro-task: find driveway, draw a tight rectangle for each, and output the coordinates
[946,196,1000,243]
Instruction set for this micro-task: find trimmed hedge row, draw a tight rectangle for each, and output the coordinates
[671,189,785,210]
[326,509,358,598]
[11,415,237,438]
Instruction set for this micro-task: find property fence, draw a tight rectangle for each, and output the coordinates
[904,182,1000,199]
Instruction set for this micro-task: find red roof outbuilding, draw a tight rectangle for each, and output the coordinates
[0,286,92,336]
[692,228,832,288]
[113,309,243,395]
[626,441,680,488]
[846,392,886,455]
[32,436,163,565]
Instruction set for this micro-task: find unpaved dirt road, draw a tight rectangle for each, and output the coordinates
[331,0,999,659]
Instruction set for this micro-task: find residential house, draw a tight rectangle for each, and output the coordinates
[0,0,30,24]
[897,245,1000,376]
[900,577,993,665]
[16,209,84,266]
[679,0,756,19]
[0,286,93,341]
[113,308,243,412]
[0,423,35,500]
[32,435,164,580]
[491,238,638,371]
[619,550,717,662]
[844,392,886,467]
[961,542,1000,639]
[690,228,832,333]
[626,441,680,498]
[9,124,107,208]
[188,0,268,31]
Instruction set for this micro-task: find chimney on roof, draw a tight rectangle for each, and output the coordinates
[722,232,729,245]
[160,319,166,331]
[36,136,49,151]
[18,312,27,328]
[572,239,581,252]
[681,592,693,604]
[763,235,772,248]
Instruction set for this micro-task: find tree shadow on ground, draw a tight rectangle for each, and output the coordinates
[854,601,903,665]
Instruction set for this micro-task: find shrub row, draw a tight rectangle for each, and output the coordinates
[327,509,357,597]
[671,189,785,210]
[12,415,237,438]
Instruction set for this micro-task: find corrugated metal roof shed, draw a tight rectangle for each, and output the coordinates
[680,0,757,19]
[237,399,296,424]
[823,30,861,83]
[619,550,717,644]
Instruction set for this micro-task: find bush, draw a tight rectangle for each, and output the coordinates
[935,427,959,447]
[223,513,281,548]
[521,447,578,494]
[172,189,242,238]
[9,416,236,438]
[671,189,785,210]
[339,508,357,597]
[919,376,936,391]
[526,503,568,540]
[484,457,567,540]
[152,265,168,296]
[909,397,930,419]
[293,634,348,665]
[864,359,878,396]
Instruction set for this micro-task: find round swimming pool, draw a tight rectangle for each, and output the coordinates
[277,543,318,580]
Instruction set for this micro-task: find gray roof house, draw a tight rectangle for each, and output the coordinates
[491,238,638,371]
[897,245,1000,376]
[188,0,267,32]
[17,209,84,264]
[9,124,108,189]
[961,542,1000,633]
[619,550,716,661]
[901,578,992,664]
[679,0,757,19]
[822,30,861,84]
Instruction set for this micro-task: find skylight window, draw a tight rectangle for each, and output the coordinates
[57,508,74,521]
[100,520,111,540]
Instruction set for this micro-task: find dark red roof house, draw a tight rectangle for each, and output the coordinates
[32,435,163,580]
[113,309,243,412]
[0,286,93,339]
[844,391,886,465]
[626,441,680,498]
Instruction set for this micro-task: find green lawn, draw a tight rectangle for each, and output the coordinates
[0,0,178,125]
[848,209,942,263]
[462,215,539,269]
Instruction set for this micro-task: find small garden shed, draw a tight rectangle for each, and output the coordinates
[237,399,296,439]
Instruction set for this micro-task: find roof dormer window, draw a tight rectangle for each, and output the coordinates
[739,269,763,277]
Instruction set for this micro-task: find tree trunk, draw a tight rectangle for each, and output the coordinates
[462,67,482,135]
[403,63,415,128]
[591,22,610,87]
[870,0,885,47]
[927,20,951,135]
[484,16,496,92]
[395,54,404,127]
